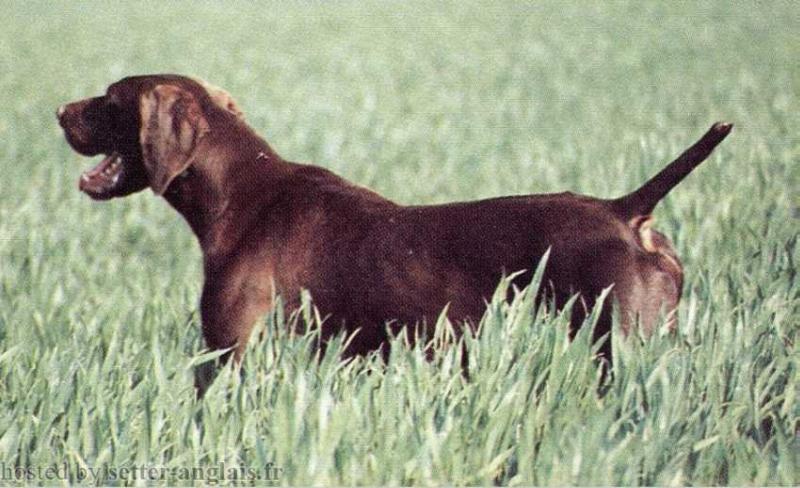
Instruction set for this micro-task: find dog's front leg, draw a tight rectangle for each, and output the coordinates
[194,270,273,397]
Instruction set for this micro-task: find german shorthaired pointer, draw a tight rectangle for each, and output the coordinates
[57,75,732,391]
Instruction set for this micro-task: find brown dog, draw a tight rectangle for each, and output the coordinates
[57,74,732,385]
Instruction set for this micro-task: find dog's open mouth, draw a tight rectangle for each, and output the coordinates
[78,152,125,200]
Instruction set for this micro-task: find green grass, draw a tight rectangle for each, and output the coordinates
[1,1,798,485]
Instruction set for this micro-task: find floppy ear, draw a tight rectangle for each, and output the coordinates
[139,84,210,195]
[191,77,244,118]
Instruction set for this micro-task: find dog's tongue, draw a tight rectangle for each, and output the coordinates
[79,152,123,193]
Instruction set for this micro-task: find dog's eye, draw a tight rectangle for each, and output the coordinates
[106,103,125,138]
[107,103,121,124]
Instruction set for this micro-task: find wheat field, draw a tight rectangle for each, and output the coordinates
[0,2,797,485]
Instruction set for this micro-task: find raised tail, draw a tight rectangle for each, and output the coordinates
[611,122,733,219]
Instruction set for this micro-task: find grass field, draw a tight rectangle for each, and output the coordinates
[1,1,798,485]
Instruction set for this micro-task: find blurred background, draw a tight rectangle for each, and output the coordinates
[0,1,796,485]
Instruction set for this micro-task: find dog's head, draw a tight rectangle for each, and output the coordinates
[57,75,243,200]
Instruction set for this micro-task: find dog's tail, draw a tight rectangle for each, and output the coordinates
[611,122,733,219]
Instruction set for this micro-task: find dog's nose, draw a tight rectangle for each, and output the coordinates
[56,105,71,128]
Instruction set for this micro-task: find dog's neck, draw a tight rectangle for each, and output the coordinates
[162,132,292,258]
